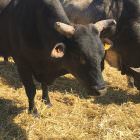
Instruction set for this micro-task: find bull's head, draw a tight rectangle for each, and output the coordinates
[50,19,116,96]
[52,19,116,58]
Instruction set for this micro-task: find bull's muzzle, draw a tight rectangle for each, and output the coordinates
[89,84,107,96]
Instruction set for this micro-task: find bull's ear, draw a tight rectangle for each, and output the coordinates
[51,43,66,58]
[55,22,75,38]
[93,19,116,33]
[105,48,120,69]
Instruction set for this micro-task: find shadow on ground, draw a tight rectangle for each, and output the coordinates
[0,61,140,105]
[0,61,22,89]
[0,98,27,140]
[52,78,140,105]
[93,87,140,105]
[0,61,83,92]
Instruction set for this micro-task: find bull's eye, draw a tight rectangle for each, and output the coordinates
[80,56,86,65]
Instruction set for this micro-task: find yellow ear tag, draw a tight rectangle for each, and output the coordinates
[104,43,111,50]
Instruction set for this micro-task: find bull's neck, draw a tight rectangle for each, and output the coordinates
[41,0,71,25]
[104,0,123,21]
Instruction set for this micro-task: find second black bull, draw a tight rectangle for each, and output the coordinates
[61,0,140,89]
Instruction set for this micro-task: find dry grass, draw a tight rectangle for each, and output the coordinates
[0,57,140,140]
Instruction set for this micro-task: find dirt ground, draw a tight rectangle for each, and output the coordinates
[0,57,140,140]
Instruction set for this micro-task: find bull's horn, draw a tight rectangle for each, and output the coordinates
[130,67,140,73]
[94,19,116,33]
[55,22,75,37]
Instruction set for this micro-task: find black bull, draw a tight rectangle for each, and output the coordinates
[0,0,116,114]
[61,0,140,89]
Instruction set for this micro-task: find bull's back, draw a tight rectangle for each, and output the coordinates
[61,0,106,24]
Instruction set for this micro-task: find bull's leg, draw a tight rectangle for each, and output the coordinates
[17,63,37,114]
[41,83,52,108]
[24,80,37,114]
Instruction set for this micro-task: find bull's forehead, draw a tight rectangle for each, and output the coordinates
[73,24,103,49]
[74,24,98,35]
[71,28,104,59]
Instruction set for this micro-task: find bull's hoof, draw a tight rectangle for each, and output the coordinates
[42,99,53,108]
[28,107,39,118]
[46,103,53,108]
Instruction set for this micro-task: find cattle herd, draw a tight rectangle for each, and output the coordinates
[0,0,139,115]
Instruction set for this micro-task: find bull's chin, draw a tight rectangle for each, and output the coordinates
[87,87,107,96]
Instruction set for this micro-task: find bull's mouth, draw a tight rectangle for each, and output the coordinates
[80,82,107,96]
[82,81,107,97]
[78,80,107,96]
[70,73,107,96]
[87,86,107,96]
